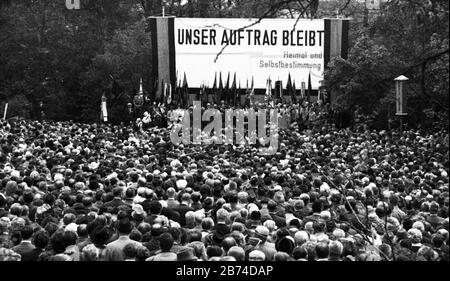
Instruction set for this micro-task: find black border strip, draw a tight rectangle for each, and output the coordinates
[168,17,176,89]
[324,19,331,69]
[341,19,349,59]
[6,261,443,281]
[149,17,159,93]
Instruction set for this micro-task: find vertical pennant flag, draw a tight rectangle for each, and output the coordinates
[265,77,272,103]
[231,73,237,106]
[173,71,177,104]
[206,83,210,105]
[182,73,189,107]
[244,78,249,107]
[174,78,179,105]
[212,72,217,105]
[246,78,249,94]
[279,80,283,102]
[265,78,268,101]
[224,72,230,104]
[202,83,207,106]
[195,82,203,101]
[250,76,254,97]
[238,80,242,106]
[199,83,203,105]
[275,80,283,103]
[269,77,272,99]
[177,82,183,107]
[218,72,224,103]
[198,82,204,106]
[175,78,181,106]
[287,73,295,104]
[270,79,275,107]
[109,78,126,110]
[292,80,297,105]
[173,71,178,105]
[245,78,250,103]
[307,72,312,103]
[161,79,166,104]
[111,78,123,101]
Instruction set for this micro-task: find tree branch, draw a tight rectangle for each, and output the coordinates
[0,34,13,46]
[320,167,392,261]
[339,0,352,14]
[213,0,314,63]
[291,0,315,32]
[300,148,392,260]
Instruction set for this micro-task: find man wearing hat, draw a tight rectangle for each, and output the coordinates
[253,225,276,261]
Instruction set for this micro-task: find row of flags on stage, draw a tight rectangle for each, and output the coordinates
[161,71,318,107]
[264,72,314,105]
[102,71,321,122]
[158,72,253,108]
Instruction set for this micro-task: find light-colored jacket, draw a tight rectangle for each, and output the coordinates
[105,236,140,261]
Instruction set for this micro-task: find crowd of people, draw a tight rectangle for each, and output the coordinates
[0,106,448,261]
[135,99,332,135]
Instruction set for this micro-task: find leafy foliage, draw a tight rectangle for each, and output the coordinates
[324,0,449,129]
[0,0,448,129]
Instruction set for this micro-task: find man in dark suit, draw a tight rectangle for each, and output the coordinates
[143,200,163,225]
[303,200,323,224]
[12,225,35,261]
[268,200,287,228]
[173,193,193,227]
[140,189,156,213]
[103,187,128,213]
[27,231,49,261]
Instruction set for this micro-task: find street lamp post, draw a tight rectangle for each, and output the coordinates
[394,75,409,132]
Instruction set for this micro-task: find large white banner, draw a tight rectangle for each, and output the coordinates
[175,18,325,89]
